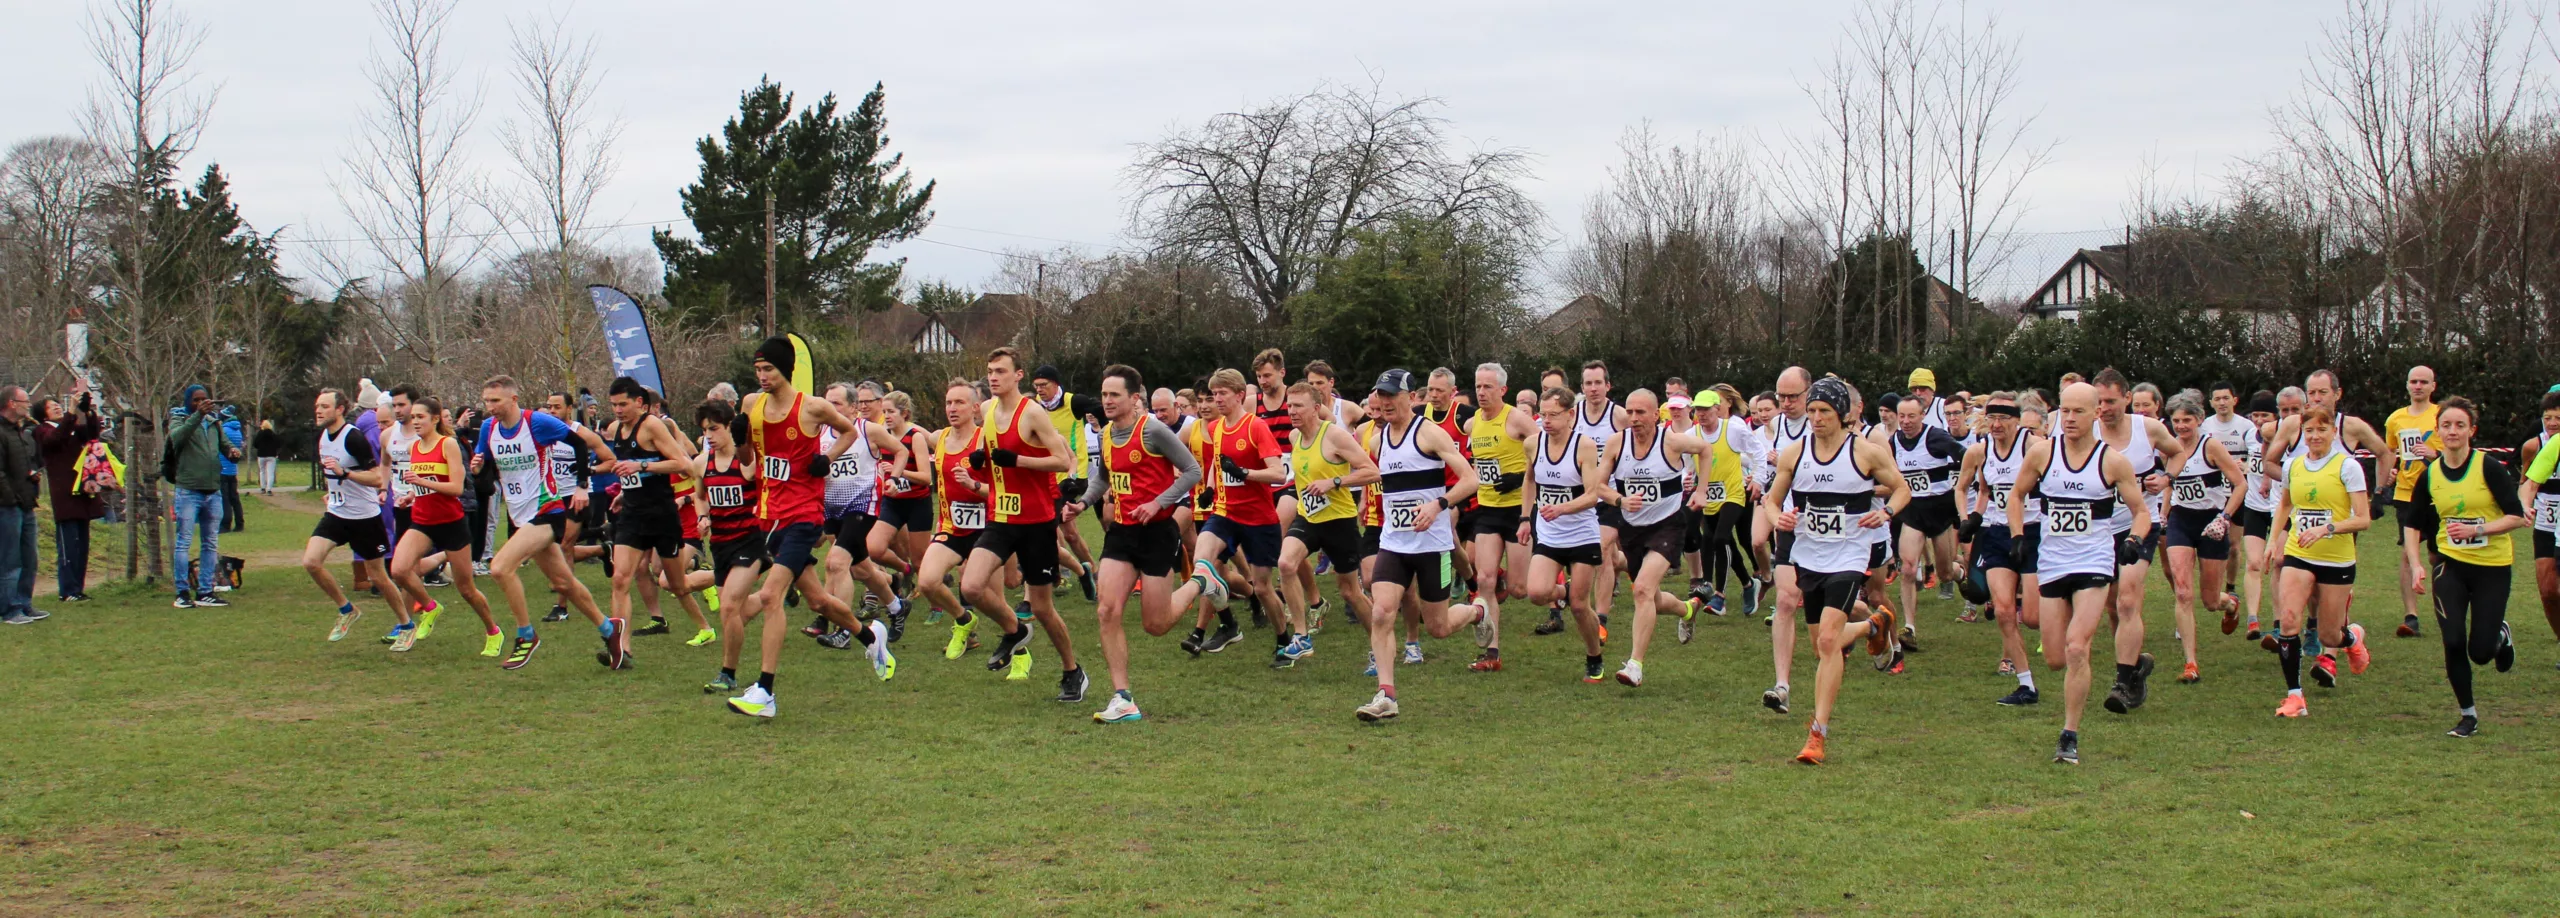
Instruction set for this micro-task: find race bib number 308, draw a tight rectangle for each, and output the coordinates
[2172,477,2207,504]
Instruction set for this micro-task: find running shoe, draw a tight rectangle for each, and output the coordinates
[801,614,829,638]
[1355,690,1399,723]
[1743,578,1763,617]
[2344,624,2371,674]
[600,620,629,669]
[2052,731,2080,765]
[1055,666,1087,702]
[472,561,491,577]
[172,593,194,609]
[2245,618,2263,642]
[2311,653,2338,687]
[1996,685,2039,706]
[1313,554,1331,575]
[380,624,403,645]
[727,685,776,718]
[390,625,417,653]
[1180,629,1206,657]
[1614,659,1644,687]
[861,591,882,615]
[703,671,736,694]
[2179,662,2200,684]
[2126,653,2156,709]
[328,608,362,643]
[544,605,570,623]
[687,628,718,647]
[2397,614,2419,638]
[1897,626,1921,654]
[1676,597,1699,645]
[2447,714,2478,738]
[2495,623,2515,673]
[414,602,441,640]
[193,592,228,608]
[1307,598,1327,635]
[1879,647,1906,675]
[1472,604,1496,648]
[1533,607,1566,636]
[1006,647,1033,681]
[1402,641,1425,665]
[1364,652,1377,678]
[633,617,670,636]
[1202,623,1244,654]
[1467,650,1502,672]
[2103,680,2136,714]
[481,632,504,657]
[886,598,910,644]
[816,627,855,650]
[502,635,541,670]
[986,624,1033,671]
[2221,605,2239,636]
[868,624,897,681]
[1279,634,1314,661]
[2275,694,2308,718]
[1585,658,1606,684]
[1763,685,1789,713]
[1706,592,1727,616]
[1197,567,1231,611]
[421,570,451,587]
[1997,658,2016,676]
[946,617,978,660]
[1094,693,1143,724]
[1794,728,1826,765]
[1270,648,1298,669]
[2259,632,2280,653]
[1077,566,1098,603]
[1865,607,1898,658]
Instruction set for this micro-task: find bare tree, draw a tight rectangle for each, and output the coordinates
[81,0,217,584]
[1934,1,2050,318]
[0,137,113,385]
[1565,124,1771,367]
[498,9,622,395]
[328,0,484,398]
[1128,77,1537,325]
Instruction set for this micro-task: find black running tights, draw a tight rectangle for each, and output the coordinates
[2434,558,2511,710]
[1703,503,1756,593]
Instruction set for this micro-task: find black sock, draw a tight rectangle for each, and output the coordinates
[1188,626,1205,640]
[954,611,972,626]
[2278,635,2303,690]
[1484,646,1500,659]
[1586,654,1603,668]
[650,616,666,626]
[1247,593,1265,617]
[1217,609,1237,629]
[720,667,736,680]
[1276,631,1290,647]
[757,671,776,692]
[2337,626,2357,648]
[854,625,876,646]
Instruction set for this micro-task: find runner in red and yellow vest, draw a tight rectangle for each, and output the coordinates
[958,347,1084,694]
[722,336,881,720]
[1169,368,1292,654]
[389,398,499,646]
[1064,364,1205,722]
[912,380,988,655]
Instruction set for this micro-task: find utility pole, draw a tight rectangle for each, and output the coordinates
[763,181,777,335]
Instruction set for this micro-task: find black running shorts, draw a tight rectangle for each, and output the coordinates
[1101,518,1182,578]
[1370,549,1453,603]
[314,513,391,561]
[976,520,1060,586]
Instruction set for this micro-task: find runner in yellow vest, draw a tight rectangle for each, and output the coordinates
[2400,396,2523,738]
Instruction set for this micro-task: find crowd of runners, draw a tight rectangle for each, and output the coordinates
[294,339,2560,765]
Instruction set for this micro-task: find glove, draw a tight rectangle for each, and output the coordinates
[1219,455,1247,480]
[969,448,991,469]
[805,453,832,478]
[2116,533,2143,567]
[1496,471,1526,493]
[728,415,752,447]
[1959,512,1983,542]
[989,448,1020,468]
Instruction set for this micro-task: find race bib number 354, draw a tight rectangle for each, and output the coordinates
[1804,507,1848,538]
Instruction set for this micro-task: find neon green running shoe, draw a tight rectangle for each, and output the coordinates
[480,632,504,657]
[726,686,776,718]
[874,646,897,681]
[415,602,441,641]
[945,617,977,660]
[686,628,718,647]
[1006,647,1033,681]
[702,671,737,694]
[704,585,721,614]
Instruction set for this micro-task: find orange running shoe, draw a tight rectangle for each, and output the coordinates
[2179,662,2200,683]
[1865,607,1898,657]
[2275,694,2308,718]
[1794,727,1827,765]
[2221,606,2238,636]
[2344,623,2371,674]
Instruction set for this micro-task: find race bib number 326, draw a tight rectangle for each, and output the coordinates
[2046,503,2093,535]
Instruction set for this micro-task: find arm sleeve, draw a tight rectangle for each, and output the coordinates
[1147,419,1202,506]
[2484,456,2526,516]
[1080,465,1109,505]
[473,419,495,459]
[343,431,379,471]
[2403,470,2437,534]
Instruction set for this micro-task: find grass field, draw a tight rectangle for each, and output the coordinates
[4,485,2557,916]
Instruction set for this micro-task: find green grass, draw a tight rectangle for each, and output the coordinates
[4,492,2556,916]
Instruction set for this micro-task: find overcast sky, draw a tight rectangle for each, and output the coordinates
[2,0,2375,305]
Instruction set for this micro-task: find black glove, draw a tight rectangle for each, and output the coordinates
[2116,533,2143,567]
[989,448,1020,468]
[728,414,752,447]
[1959,512,1983,542]
[1219,455,1247,480]
[805,453,832,478]
[969,448,991,469]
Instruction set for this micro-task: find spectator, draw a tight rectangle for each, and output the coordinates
[252,419,281,494]
[219,406,246,533]
[33,392,104,602]
[0,386,44,624]
[166,383,237,608]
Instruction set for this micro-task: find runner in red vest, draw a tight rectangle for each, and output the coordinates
[959,346,1088,702]
[1064,364,1202,723]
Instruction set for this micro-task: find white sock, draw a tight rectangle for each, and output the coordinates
[2461,706,2477,717]
[2018,671,2036,689]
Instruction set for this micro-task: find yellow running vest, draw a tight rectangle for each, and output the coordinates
[1292,421,1357,523]
[1467,404,1528,508]
[2425,454,2512,567]
[2284,450,2359,565]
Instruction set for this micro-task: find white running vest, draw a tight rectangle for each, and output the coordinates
[381,422,417,503]
[1788,435,1878,575]
[2035,438,2118,581]
[2102,416,2162,534]
[2170,437,2230,512]
[485,416,558,525]
[821,420,879,514]
[1983,429,2040,526]
[318,424,382,520]
[1892,430,1958,498]
[1611,426,1683,528]
[1376,416,1453,555]
[1531,431,1599,549]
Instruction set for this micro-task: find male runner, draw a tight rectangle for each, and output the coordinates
[914,380,993,659]
[305,389,408,646]
[2382,365,2444,638]
[811,382,911,642]
[2203,382,2258,602]
[1355,369,1486,722]
[1461,362,1536,671]
[1907,368,1952,431]
[958,347,1088,702]
[2521,390,2560,650]
[471,376,620,669]
[1767,377,1909,764]
[1574,361,1627,634]
[1169,368,1291,657]
[1889,394,1967,645]
[725,341,891,718]
[1033,365,1101,602]
[2011,382,2151,765]
[600,376,707,670]
[1756,366,1815,713]
[2091,368,2185,692]
[1520,386,1612,682]
[1067,364,1202,722]
[1596,390,1712,686]
[1956,393,2041,703]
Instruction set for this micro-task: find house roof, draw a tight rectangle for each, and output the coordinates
[1527,294,1609,339]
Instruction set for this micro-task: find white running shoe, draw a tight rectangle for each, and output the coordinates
[1199,567,1231,611]
[328,609,361,643]
[727,685,777,718]
[867,621,896,681]
[1094,694,1143,723]
[389,627,416,653]
[1355,690,1399,723]
[1469,604,1494,648]
[1615,659,1645,687]
[1402,641,1425,665]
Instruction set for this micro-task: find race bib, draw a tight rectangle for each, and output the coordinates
[1388,496,1424,531]
[1903,472,1931,494]
[949,501,986,530]
[1475,458,1503,488]
[2172,476,2207,505]
[2294,508,2332,533]
[1803,506,1849,538]
[1301,489,1330,515]
[995,492,1023,518]
[2246,452,2263,477]
[830,454,863,478]
[2398,429,2428,462]
[1702,481,1728,504]
[762,455,792,482]
[2047,503,2094,535]
[1110,471,1132,496]
[1622,477,1661,506]
[707,484,745,508]
[1538,484,1574,507]
[1221,466,1247,488]
[2444,516,2488,549]
[1990,483,2011,512]
[2537,500,2560,533]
